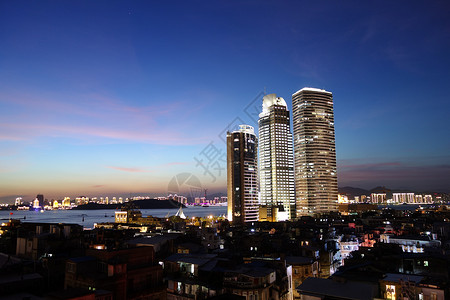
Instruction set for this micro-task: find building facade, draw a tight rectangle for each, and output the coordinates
[259,94,295,221]
[371,193,387,204]
[227,125,259,224]
[292,88,338,216]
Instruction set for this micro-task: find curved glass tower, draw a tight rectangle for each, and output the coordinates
[258,94,295,221]
[292,88,338,216]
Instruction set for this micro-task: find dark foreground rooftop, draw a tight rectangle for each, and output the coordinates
[297,277,376,300]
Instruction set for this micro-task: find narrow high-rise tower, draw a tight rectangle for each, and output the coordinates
[227,125,259,224]
[259,94,295,221]
[292,88,338,216]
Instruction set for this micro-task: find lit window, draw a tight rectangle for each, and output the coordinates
[386,285,396,300]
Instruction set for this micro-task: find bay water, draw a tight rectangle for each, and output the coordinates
[0,206,227,229]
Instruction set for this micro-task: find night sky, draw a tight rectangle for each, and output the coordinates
[1,1,449,202]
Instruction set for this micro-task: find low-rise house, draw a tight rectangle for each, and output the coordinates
[64,247,165,300]
[164,253,222,299]
[224,260,292,300]
[380,273,424,300]
[223,264,276,300]
[201,228,225,251]
[296,277,376,300]
[285,256,319,300]
[380,234,441,253]
[340,237,360,265]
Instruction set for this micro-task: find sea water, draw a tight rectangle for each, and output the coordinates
[0,206,227,229]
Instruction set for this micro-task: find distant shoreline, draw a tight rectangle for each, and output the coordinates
[0,199,186,211]
[72,199,185,210]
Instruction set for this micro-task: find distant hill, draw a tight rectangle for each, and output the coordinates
[369,186,391,193]
[338,186,370,198]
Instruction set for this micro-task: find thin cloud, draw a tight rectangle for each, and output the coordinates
[339,162,402,170]
[106,166,151,173]
[0,90,210,145]
[158,162,190,167]
[0,122,207,145]
[0,134,27,141]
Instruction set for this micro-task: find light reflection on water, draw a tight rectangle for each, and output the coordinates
[0,206,227,229]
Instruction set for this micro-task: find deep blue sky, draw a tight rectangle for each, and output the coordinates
[1,1,449,202]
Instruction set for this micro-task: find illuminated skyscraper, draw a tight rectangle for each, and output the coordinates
[227,125,259,224]
[292,88,338,215]
[258,94,295,221]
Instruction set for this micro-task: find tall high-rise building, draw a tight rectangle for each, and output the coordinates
[292,88,338,216]
[36,194,44,208]
[227,125,259,224]
[258,94,295,221]
[371,193,387,204]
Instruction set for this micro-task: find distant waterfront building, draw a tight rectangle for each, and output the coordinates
[292,88,338,216]
[407,193,415,204]
[175,195,188,204]
[36,194,44,207]
[424,194,433,203]
[33,198,40,209]
[75,196,89,206]
[227,125,259,224]
[392,193,416,204]
[415,194,423,203]
[62,197,71,207]
[371,193,386,204]
[258,94,295,221]
[53,200,59,209]
[338,194,349,204]
[15,197,23,206]
[392,193,404,204]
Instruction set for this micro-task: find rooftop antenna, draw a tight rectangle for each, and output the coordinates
[264,86,267,95]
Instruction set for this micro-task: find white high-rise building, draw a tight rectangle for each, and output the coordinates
[258,94,295,221]
[393,193,415,204]
[407,193,415,204]
[415,194,423,203]
[292,88,338,216]
[371,193,386,204]
[424,195,433,203]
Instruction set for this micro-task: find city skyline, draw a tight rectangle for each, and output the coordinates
[1,1,450,202]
